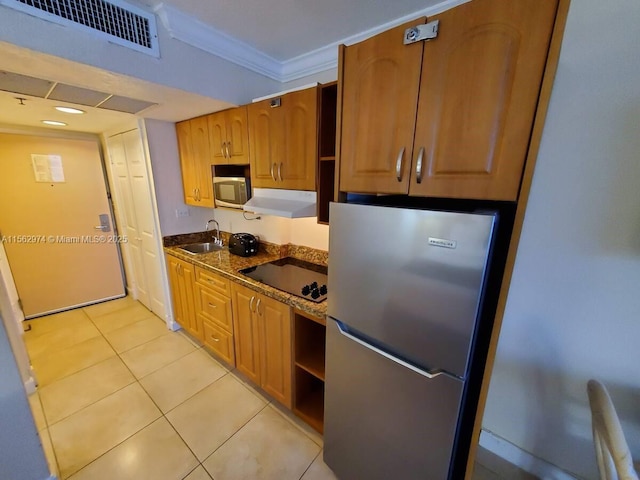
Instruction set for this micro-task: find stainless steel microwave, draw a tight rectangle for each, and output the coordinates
[213,176,250,209]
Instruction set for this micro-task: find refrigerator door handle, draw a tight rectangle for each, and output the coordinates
[336,321,444,380]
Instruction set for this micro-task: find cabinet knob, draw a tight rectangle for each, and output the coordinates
[221,142,227,158]
[208,303,217,308]
[249,295,255,312]
[225,142,231,159]
[256,298,262,315]
[278,162,283,182]
[270,163,276,182]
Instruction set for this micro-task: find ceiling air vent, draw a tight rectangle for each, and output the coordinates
[1,0,159,56]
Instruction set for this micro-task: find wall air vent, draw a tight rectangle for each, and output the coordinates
[1,0,159,56]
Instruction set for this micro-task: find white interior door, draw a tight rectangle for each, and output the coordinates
[107,133,150,308]
[107,129,166,319]
[0,133,125,318]
[122,130,166,316]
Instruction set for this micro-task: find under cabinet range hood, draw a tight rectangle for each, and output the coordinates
[243,188,317,218]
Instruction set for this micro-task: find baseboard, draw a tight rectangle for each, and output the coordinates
[24,375,37,395]
[479,429,578,479]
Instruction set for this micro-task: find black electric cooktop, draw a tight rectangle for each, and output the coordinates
[239,257,328,303]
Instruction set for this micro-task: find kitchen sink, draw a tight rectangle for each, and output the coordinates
[179,242,224,254]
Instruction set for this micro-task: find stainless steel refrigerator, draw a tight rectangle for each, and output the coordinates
[324,202,500,480]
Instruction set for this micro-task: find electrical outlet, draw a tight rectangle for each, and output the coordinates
[175,207,190,218]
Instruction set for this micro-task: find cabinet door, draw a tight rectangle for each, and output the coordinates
[258,294,292,408]
[207,112,228,166]
[190,116,214,207]
[175,121,198,205]
[166,255,200,339]
[226,106,251,165]
[179,259,201,339]
[281,88,318,190]
[248,99,283,188]
[231,283,261,384]
[409,0,557,200]
[339,19,425,194]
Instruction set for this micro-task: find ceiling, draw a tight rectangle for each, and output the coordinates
[0,0,456,134]
[0,42,233,134]
[146,0,446,61]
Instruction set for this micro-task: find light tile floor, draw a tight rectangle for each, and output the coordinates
[24,296,535,480]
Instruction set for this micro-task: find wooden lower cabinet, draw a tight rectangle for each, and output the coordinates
[166,255,201,340]
[231,282,292,408]
[194,266,235,367]
[166,255,296,410]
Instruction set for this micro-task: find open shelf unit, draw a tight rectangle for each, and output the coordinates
[317,82,337,225]
[292,310,327,433]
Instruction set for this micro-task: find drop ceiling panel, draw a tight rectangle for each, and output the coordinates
[47,83,110,106]
[0,71,54,97]
[99,95,157,114]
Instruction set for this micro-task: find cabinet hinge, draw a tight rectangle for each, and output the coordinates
[270,97,281,108]
[404,20,439,45]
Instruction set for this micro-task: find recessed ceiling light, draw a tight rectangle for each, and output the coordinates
[42,120,67,126]
[55,106,85,114]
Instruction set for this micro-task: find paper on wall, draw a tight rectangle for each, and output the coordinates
[31,154,65,182]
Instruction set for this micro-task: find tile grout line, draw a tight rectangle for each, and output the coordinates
[199,401,271,468]
[298,450,323,480]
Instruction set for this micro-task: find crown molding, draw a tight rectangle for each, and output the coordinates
[154,3,282,80]
[155,0,470,84]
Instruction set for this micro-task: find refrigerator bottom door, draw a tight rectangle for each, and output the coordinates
[324,319,464,480]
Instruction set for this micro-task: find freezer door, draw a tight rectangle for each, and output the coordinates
[328,202,496,378]
[324,319,464,480]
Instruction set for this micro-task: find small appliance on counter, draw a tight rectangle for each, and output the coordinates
[228,233,259,257]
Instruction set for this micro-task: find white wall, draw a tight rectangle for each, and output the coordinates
[0,288,50,480]
[482,1,640,479]
[0,4,280,105]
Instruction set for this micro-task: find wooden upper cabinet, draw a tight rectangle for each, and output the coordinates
[281,88,318,190]
[339,19,425,194]
[208,112,228,165]
[248,87,318,191]
[409,0,558,200]
[176,121,198,205]
[226,107,251,164]
[208,106,251,166]
[338,0,558,201]
[176,116,214,207]
[247,100,283,189]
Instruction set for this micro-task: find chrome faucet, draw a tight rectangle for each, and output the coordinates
[205,219,222,246]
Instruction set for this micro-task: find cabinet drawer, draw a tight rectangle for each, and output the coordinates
[203,319,235,367]
[195,267,230,296]
[195,284,233,332]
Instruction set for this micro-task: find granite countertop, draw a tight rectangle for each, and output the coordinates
[163,232,328,319]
